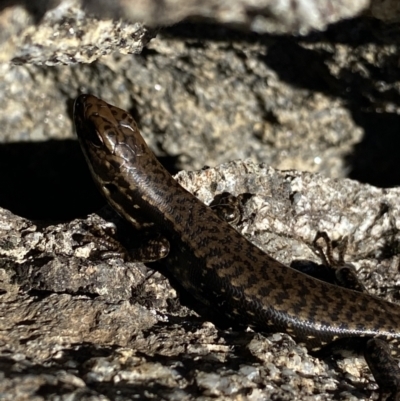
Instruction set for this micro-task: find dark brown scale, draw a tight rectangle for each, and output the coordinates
[74,94,400,395]
[74,94,400,346]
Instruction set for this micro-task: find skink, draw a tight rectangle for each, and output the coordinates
[74,94,400,397]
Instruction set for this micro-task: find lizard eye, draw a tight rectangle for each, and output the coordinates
[84,120,104,148]
[79,120,103,148]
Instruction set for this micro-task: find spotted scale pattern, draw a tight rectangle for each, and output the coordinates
[74,94,400,354]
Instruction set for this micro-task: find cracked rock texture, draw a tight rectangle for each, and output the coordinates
[3,161,400,400]
[1,0,400,400]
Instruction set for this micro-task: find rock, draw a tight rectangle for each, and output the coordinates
[1,0,400,399]
[2,160,400,399]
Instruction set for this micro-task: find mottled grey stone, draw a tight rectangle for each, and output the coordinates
[1,1,400,400]
[2,160,400,399]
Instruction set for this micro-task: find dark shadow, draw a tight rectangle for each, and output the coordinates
[0,140,105,221]
[163,18,398,46]
[162,20,263,43]
[0,139,181,221]
[346,111,400,187]
[262,38,342,94]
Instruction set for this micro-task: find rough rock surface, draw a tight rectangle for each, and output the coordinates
[3,160,400,400]
[1,0,400,400]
